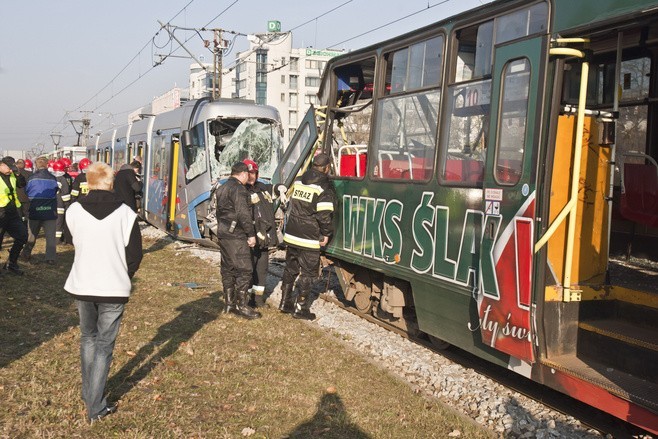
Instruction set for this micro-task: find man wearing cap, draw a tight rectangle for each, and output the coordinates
[0,156,28,275]
[243,159,279,307]
[279,153,336,320]
[215,162,261,319]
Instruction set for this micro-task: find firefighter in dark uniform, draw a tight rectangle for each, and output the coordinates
[215,162,261,320]
[51,160,71,242]
[243,159,279,307]
[279,153,336,320]
[0,156,28,275]
[70,158,91,203]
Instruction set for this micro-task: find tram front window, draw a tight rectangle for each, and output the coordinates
[209,118,282,181]
[184,122,208,182]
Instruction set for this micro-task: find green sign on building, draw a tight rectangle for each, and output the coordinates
[268,21,281,32]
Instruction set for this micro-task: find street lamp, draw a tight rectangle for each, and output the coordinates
[50,133,62,152]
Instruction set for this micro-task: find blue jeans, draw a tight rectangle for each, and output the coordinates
[76,300,124,420]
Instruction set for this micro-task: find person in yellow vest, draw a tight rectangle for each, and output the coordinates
[0,156,28,275]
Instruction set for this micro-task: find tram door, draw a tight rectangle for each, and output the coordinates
[272,106,318,188]
[477,36,547,364]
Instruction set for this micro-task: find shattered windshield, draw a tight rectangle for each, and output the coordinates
[209,118,282,181]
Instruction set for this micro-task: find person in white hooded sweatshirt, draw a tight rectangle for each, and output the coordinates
[64,162,142,423]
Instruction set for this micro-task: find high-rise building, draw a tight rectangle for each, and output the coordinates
[190,26,344,145]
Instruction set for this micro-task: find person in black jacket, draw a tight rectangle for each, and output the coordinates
[0,156,28,275]
[243,159,279,308]
[114,160,143,212]
[215,162,260,319]
[280,153,336,320]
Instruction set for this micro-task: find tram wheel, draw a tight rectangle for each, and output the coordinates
[353,290,372,314]
[428,335,450,350]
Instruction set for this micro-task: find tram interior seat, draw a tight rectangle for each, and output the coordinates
[620,157,658,228]
[378,152,431,180]
[444,159,484,183]
[338,145,368,177]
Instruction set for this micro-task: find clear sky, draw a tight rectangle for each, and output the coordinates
[0,0,490,153]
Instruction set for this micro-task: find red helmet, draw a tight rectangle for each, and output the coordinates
[243,159,258,172]
[24,159,33,171]
[78,158,91,171]
[60,157,72,169]
[52,160,65,172]
[47,159,56,169]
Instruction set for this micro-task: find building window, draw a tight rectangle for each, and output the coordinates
[305,59,326,71]
[281,75,286,84]
[289,93,298,107]
[305,77,321,87]
[281,92,286,102]
[237,79,247,90]
[237,62,247,73]
[289,110,298,126]
[289,127,297,139]
[290,57,299,72]
[304,94,319,105]
[290,75,298,89]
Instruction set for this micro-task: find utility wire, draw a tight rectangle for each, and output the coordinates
[40,0,199,146]
[328,0,453,48]
[289,0,354,32]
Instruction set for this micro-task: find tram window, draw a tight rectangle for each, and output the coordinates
[495,3,548,45]
[183,121,208,183]
[563,57,650,107]
[562,56,651,184]
[455,21,493,82]
[454,3,547,84]
[494,59,530,185]
[373,91,440,180]
[328,57,376,179]
[440,79,490,185]
[385,36,443,95]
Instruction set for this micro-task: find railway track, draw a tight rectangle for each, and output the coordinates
[161,233,654,438]
[317,289,651,439]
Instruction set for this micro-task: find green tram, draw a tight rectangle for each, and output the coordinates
[274,0,658,433]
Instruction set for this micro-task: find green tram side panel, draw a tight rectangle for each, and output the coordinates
[328,179,512,369]
[552,0,658,33]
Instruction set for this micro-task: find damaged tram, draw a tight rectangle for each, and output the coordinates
[91,97,283,243]
[276,0,658,433]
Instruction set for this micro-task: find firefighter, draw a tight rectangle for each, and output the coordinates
[243,159,279,307]
[279,153,336,320]
[70,158,91,203]
[215,162,260,320]
[0,156,28,275]
[51,160,71,243]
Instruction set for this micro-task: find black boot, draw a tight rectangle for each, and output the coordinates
[4,261,24,276]
[223,287,237,314]
[236,290,262,320]
[278,283,295,314]
[293,278,315,320]
[293,293,316,321]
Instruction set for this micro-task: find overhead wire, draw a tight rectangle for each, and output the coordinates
[40,0,462,149]
[328,0,453,48]
[39,0,199,146]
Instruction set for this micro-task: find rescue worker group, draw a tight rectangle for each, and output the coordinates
[0,152,336,321]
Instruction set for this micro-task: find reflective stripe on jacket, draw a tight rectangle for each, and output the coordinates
[283,168,335,250]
